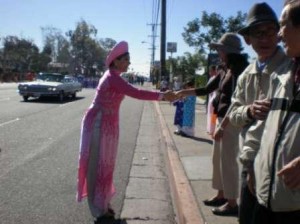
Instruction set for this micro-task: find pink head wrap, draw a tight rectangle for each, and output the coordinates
[105,41,129,67]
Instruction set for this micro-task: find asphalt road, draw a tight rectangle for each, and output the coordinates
[0,85,145,224]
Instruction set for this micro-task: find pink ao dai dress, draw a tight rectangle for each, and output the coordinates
[77,69,161,217]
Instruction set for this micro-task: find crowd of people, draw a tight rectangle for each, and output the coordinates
[174,1,300,223]
[175,31,249,216]
[76,1,300,223]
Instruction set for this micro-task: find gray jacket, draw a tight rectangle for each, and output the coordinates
[228,47,290,165]
[255,59,300,211]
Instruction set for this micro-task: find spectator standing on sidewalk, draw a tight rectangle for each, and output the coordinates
[180,79,197,137]
[175,33,249,216]
[173,99,184,135]
[249,1,300,223]
[173,76,181,91]
[76,41,176,223]
[228,3,290,224]
[173,76,184,135]
[160,77,169,92]
[173,79,196,137]
[207,65,218,136]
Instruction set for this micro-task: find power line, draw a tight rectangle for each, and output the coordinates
[143,0,160,78]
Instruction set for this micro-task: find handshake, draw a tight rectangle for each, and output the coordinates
[162,89,192,102]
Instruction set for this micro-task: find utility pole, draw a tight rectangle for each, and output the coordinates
[147,23,158,82]
[160,0,166,83]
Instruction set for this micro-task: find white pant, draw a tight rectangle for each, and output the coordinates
[211,118,240,200]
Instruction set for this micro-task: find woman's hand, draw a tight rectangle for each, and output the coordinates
[163,90,177,102]
[174,89,196,99]
[174,90,185,99]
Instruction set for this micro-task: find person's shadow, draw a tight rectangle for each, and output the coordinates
[186,136,213,145]
[94,216,127,224]
[175,131,213,145]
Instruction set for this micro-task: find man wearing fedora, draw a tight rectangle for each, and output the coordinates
[249,1,300,223]
[228,2,290,224]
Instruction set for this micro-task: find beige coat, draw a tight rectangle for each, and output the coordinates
[255,59,300,211]
[228,47,290,165]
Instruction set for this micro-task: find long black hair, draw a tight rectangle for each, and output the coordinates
[226,53,249,76]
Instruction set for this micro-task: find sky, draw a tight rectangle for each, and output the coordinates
[0,0,284,76]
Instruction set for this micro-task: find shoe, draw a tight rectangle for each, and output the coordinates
[93,207,115,223]
[203,198,227,206]
[106,207,115,217]
[174,130,181,135]
[94,216,114,224]
[212,204,238,216]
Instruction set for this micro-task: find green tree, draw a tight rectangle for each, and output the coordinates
[41,26,71,73]
[67,19,107,76]
[2,36,39,75]
[181,11,247,87]
[182,11,247,53]
[56,38,71,64]
[33,47,52,72]
[99,38,117,52]
[41,26,70,62]
[169,52,206,87]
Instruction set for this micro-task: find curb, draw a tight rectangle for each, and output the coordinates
[154,102,205,224]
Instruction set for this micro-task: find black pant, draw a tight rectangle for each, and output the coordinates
[239,169,257,224]
[252,202,300,224]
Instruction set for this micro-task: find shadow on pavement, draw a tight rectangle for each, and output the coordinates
[189,136,213,144]
[19,96,84,104]
[178,133,213,144]
[94,216,127,224]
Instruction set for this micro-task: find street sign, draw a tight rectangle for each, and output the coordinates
[167,42,177,53]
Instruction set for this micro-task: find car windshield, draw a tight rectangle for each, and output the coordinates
[36,73,64,82]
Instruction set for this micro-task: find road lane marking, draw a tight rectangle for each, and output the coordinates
[0,118,20,127]
[59,101,77,107]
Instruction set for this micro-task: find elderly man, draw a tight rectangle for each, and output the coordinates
[249,1,300,223]
[227,2,290,224]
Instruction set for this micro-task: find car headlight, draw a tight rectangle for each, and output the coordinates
[48,87,57,91]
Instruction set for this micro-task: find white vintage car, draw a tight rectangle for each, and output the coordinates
[18,73,82,102]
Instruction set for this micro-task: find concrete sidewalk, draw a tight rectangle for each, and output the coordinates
[156,100,239,224]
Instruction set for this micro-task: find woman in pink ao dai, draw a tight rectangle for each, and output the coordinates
[77,41,172,221]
